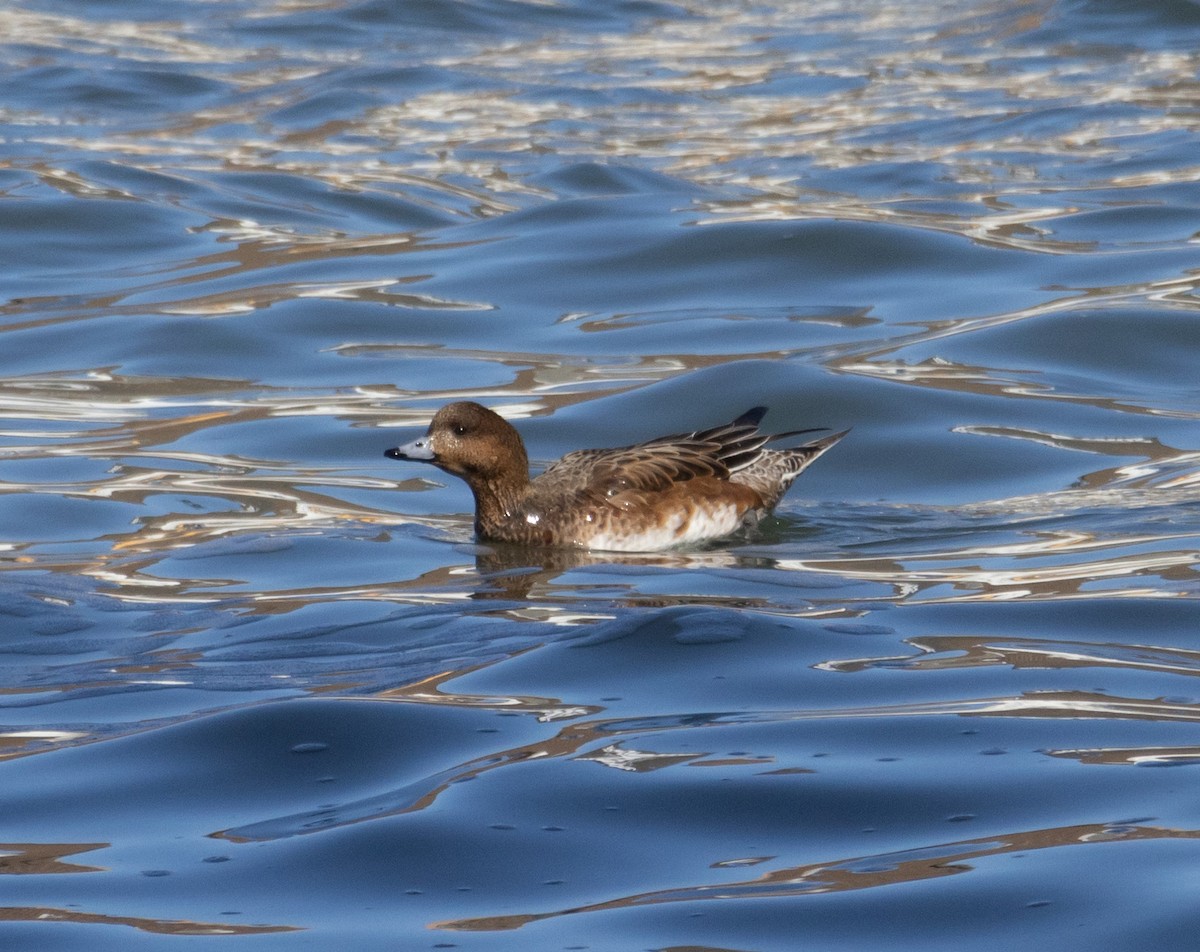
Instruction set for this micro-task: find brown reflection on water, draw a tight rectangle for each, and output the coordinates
[969,691,1200,723]
[1046,745,1200,767]
[435,820,1200,932]
[379,664,603,723]
[823,634,1200,677]
[0,842,107,875]
[1,210,488,324]
[789,528,1200,605]
[334,343,778,418]
[0,905,297,935]
[0,730,91,762]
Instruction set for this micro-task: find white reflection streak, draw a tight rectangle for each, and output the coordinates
[87,569,193,590]
[1054,747,1200,766]
[862,695,1194,721]
[82,470,399,500]
[627,695,1200,724]
[792,549,1198,588]
[0,729,88,743]
[834,271,1200,394]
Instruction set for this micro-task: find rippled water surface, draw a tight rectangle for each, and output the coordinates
[3,0,1200,948]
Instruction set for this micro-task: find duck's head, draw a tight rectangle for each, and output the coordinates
[385,401,529,483]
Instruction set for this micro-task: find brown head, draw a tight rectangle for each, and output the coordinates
[385,402,531,523]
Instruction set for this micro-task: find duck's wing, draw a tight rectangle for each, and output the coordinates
[537,407,777,505]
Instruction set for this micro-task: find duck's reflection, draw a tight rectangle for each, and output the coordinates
[466,539,790,611]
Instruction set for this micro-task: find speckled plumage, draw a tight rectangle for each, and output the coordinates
[385,401,846,552]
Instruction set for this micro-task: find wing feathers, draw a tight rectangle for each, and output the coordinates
[537,407,832,506]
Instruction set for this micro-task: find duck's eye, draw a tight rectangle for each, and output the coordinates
[453,424,467,436]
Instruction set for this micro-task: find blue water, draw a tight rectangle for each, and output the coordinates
[3,0,1200,948]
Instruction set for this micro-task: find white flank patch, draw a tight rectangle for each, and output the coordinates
[583,504,747,553]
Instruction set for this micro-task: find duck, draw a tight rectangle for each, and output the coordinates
[384,401,846,552]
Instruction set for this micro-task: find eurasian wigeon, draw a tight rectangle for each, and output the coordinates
[385,401,846,552]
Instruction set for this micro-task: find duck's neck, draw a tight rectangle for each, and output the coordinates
[467,468,531,536]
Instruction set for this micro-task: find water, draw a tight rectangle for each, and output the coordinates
[2,0,1200,948]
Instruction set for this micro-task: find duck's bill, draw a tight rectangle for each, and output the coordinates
[384,438,435,461]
